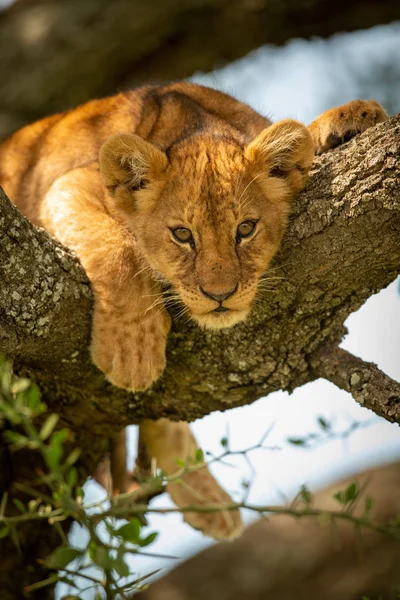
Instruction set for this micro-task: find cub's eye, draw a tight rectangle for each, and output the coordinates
[171,227,195,247]
[236,220,257,242]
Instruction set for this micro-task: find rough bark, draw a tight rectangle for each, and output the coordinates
[0,114,399,596]
[1,0,399,140]
[2,114,400,425]
[138,461,400,600]
[311,345,400,420]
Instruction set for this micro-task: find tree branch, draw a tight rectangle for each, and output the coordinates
[1,114,399,428]
[1,103,399,600]
[137,461,400,600]
[311,344,400,422]
[1,0,399,139]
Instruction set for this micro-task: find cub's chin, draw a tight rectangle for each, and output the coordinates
[191,309,250,330]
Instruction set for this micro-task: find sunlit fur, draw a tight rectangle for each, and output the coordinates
[0,83,386,382]
[0,84,387,541]
[308,99,388,154]
[100,125,314,330]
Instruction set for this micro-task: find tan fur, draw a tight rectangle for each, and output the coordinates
[140,419,243,540]
[308,99,388,154]
[0,83,387,539]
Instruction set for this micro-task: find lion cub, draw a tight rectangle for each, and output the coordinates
[0,83,387,539]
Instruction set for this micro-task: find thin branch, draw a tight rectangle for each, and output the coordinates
[137,462,400,600]
[311,343,400,423]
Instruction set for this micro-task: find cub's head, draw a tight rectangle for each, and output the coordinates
[99,123,314,330]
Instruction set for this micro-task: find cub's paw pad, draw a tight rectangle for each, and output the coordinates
[168,470,244,540]
[312,100,388,154]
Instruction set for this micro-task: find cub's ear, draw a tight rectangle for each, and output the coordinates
[245,120,314,195]
[99,133,168,193]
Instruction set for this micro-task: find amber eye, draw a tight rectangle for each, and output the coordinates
[236,220,257,242]
[171,227,195,247]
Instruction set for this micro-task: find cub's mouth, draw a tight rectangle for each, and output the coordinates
[161,285,250,330]
[193,307,250,330]
[213,305,230,313]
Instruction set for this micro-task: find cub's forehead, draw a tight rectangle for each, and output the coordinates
[163,135,257,211]
[166,135,248,181]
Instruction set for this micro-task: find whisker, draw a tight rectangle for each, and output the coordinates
[133,264,153,280]
[142,305,167,325]
[142,291,165,299]
[258,275,284,282]
[236,173,264,208]
[238,194,254,213]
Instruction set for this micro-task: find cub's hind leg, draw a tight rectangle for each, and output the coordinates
[140,419,244,540]
[309,99,388,154]
[40,163,170,392]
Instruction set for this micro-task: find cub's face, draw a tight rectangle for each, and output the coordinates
[100,125,314,329]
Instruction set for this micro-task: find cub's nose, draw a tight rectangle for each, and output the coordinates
[200,284,238,303]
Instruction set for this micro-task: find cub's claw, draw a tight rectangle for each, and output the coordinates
[309,99,388,154]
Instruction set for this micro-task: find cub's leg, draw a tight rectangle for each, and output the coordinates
[140,419,244,540]
[308,99,388,154]
[40,163,170,391]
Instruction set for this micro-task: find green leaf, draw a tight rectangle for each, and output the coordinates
[117,519,141,542]
[40,414,59,441]
[64,448,81,468]
[300,485,312,505]
[175,459,185,468]
[92,545,112,570]
[138,531,158,547]
[87,540,97,561]
[12,498,27,513]
[112,552,130,578]
[364,495,374,515]
[195,448,204,463]
[67,467,78,487]
[45,547,83,570]
[25,385,43,411]
[317,416,331,431]
[333,490,346,505]
[345,482,358,502]
[45,429,69,470]
[287,437,306,446]
[0,402,22,425]
[0,525,10,539]
[0,359,12,393]
[3,431,30,447]
[220,437,228,448]
[51,429,69,445]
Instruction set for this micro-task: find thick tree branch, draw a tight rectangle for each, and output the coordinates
[1,114,399,429]
[311,345,400,422]
[1,108,399,600]
[138,462,400,600]
[1,0,399,139]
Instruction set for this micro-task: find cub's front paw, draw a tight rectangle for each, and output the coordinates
[168,469,244,540]
[91,306,171,392]
[310,99,388,154]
